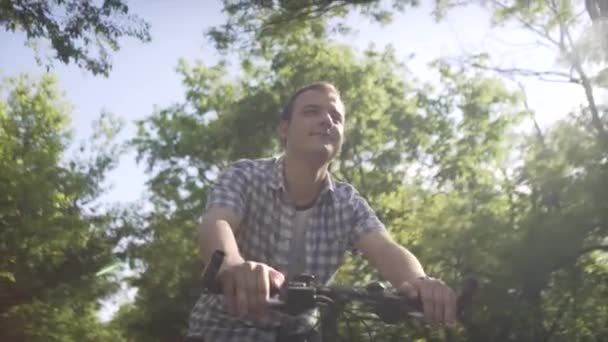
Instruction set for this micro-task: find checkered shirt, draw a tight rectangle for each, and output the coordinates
[186,156,386,342]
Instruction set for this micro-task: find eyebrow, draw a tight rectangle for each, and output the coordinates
[302,104,321,110]
[302,104,344,116]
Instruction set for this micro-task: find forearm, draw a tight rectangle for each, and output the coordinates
[199,218,245,267]
[370,241,427,288]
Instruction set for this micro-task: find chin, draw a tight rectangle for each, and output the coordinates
[308,146,338,163]
[290,143,338,163]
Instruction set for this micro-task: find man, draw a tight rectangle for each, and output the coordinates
[185,82,457,341]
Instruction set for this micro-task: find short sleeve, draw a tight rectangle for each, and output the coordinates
[347,189,387,254]
[203,159,252,220]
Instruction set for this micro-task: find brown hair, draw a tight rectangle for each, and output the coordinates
[279,81,340,121]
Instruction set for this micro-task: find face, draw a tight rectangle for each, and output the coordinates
[280,88,345,162]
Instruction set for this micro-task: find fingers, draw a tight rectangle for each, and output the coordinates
[243,262,265,317]
[397,281,418,300]
[444,284,457,325]
[414,278,458,325]
[254,264,269,316]
[418,282,434,323]
[221,272,236,315]
[220,261,284,319]
[268,268,285,289]
[433,279,457,325]
[432,283,442,323]
[245,265,259,316]
[235,267,249,316]
[435,282,449,324]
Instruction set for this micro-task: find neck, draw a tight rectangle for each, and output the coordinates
[283,152,329,208]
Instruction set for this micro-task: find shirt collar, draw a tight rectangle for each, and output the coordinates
[270,155,335,198]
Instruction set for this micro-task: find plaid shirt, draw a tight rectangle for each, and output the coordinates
[186,156,386,341]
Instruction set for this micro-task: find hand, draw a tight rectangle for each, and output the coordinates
[398,276,457,325]
[218,260,285,319]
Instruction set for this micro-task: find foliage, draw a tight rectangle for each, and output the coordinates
[0,74,126,341]
[0,0,151,76]
[116,1,608,341]
[120,26,535,339]
[4,0,608,341]
[206,0,422,58]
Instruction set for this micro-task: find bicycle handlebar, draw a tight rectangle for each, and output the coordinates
[200,250,477,324]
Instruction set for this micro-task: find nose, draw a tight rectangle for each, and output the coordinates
[319,110,333,127]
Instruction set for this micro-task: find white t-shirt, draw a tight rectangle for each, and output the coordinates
[287,207,313,278]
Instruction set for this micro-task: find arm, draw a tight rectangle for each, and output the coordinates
[357,230,457,324]
[348,191,456,324]
[347,188,426,286]
[356,230,426,288]
[199,206,245,270]
[200,206,284,317]
[198,160,285,317]
[199,160,250,268]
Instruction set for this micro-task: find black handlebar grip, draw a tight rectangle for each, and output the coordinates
[201,250,225,294]
[457,277,478,315]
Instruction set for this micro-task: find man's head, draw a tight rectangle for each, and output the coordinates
[278,82,345,163]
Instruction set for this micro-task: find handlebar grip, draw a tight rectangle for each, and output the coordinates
[201,250,225,294]
[457,277,478,314]
[200,250,283,297]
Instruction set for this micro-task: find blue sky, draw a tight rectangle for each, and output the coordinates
[0,0,587,320]
[1,1,229,206]
[0,1,585,206]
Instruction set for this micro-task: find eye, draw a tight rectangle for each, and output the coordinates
[303,107,318,115]
[331,111,343,123]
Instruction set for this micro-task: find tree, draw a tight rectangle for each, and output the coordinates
[585,0,608,21]
[428,1,608,340]
[207,0,421,57]
[114,24,530,338]
[436,0,607,143]
[114,1,608,341]
[0,74,127,341]
[0,0,151,76]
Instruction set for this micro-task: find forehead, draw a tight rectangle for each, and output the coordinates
[294,88,345,113]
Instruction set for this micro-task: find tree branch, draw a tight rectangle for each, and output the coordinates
[488,0,608,145]
[470,63,580,84]
[259,1,351,35]
[489,0,563,47]
[562,21,608,145]
[516,80,547,147]
[548,0,567,50]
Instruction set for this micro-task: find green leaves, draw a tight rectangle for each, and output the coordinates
[2,0,605,340]
[0,74,125,341]
[206,0,422,58]
[0,0,151,76]
[123,21,533,338]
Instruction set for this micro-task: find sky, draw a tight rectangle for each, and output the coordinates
[0,0,590,321]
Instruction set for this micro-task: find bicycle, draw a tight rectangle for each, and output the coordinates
[198,250,478,342]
